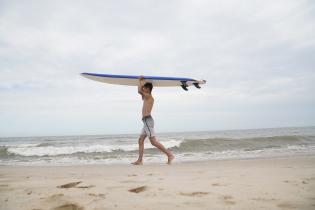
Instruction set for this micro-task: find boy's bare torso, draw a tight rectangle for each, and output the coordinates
[142,94,154,117]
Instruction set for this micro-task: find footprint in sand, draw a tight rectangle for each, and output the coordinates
[283,180,302,186]
[57,182,81,189]
[179,192,209,197]
[301,177,315,184]
[211,183,227,187]
[57,181,94,189]
[75,185,95,189]
[220,195,236,205]
[251,197,277,202]
[128,186,147,193]
[88,193,106,199]
[120,180,137,183]
[51,203,84,210]
[277,202,297,209]
[41,194,83,210]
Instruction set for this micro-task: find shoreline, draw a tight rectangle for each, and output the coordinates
[1,153,315,167]
[1,155,315,210]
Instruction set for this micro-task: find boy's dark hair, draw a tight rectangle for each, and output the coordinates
[144,82,153,92]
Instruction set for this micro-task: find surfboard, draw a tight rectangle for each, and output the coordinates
[81,73,206,91]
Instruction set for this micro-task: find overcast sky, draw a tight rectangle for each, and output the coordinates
[0,0,314,137]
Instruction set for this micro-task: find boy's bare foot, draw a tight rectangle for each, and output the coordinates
[167,154,174,165]
[131,161,143,165]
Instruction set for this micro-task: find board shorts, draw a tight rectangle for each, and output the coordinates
[141,115,156,138]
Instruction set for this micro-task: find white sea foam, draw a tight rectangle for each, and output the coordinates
[7,139,183,156]
[1,127,315,165]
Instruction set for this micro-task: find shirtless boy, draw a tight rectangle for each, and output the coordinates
[132,76,174,165]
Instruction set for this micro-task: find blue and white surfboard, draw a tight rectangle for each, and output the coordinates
[81,73,206,91]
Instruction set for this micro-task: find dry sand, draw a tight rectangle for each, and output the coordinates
[1,156,315,210]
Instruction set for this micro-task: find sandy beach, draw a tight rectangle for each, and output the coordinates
[0,156,314,210]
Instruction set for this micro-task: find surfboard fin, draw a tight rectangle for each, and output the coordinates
[193,83,201,89]
[180,81,189,91]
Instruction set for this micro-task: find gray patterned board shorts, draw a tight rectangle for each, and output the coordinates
[141,115,156,138]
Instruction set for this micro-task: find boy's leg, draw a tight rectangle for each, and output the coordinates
[132,134,146,165]
[149,136,174,164]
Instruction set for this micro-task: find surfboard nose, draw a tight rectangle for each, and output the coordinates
[80,72,89,77]
[80,73,89,78]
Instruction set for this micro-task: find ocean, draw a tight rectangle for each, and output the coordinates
[1,127,315,165]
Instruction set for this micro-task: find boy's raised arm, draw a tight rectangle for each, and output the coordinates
[138,76,144,95]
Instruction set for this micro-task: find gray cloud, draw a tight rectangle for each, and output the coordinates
[0,0,314,136]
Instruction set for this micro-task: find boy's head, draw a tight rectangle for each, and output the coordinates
[143,82,153,93]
